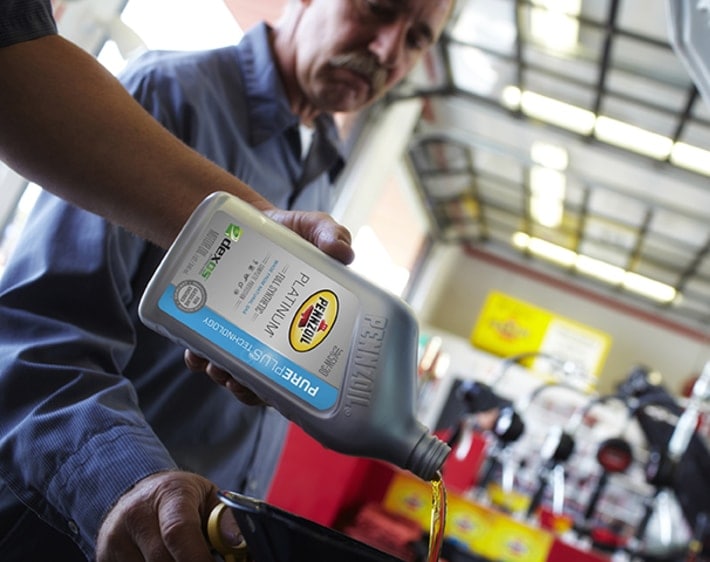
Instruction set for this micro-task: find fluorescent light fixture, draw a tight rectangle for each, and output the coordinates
[529,142,567,229]
[520,90,596,135]
[595,116,673,160]
[499,87,710,178]
[576,254,625,284]
[671,142,710,176]
[512,232,677,302]
[530,166,566,199]
[530,0,582,53]
[530,166,566,227]
[531,141,569,170]
[623,271,677,303]
[513,231,575,265]
[529,236,576,266]
[513,231,531,247]
[501,85,523,109]
[530,196,564,228]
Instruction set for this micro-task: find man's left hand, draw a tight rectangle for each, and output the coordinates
[263,208,355,265]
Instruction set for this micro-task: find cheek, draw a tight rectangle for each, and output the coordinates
[386,65,414,90]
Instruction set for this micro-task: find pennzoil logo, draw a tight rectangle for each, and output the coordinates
[289,290,338,352]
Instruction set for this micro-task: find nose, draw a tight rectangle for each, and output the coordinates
[369,21,408,69]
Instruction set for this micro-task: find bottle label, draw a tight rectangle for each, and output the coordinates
[157,211,359,411]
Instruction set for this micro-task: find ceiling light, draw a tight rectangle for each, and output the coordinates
[530,196,564,228]
[530,166,566,228]
[622,271,677,303]
[525,235,576,266]
[530,166,566,199]
[670,142,710,176]
[576,254,625,284]
[511,232,678,303]
[530,0,582,53]
[512,232,531,248]
[531,141,569,170]
[501,86,523,109]
[529,143,568,229]
[520,91,596,135]
[499,87,710,177]
[594,116,673,160]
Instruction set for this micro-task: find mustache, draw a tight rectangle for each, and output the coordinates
[329,53,388,93]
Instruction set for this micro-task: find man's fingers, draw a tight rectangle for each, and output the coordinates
[184,349,209,372]
[224,379,264,406]
[158,497,215,561]
[264,209,355,264]
[312,218,354,265]
[185,350,263,405]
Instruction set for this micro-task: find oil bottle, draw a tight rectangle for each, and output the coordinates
[139,192,450,481]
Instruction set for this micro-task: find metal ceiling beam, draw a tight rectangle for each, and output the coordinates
[674,233,710,295]
[514,0,525,94]
[592,0,621,117]
[668,85,699,152]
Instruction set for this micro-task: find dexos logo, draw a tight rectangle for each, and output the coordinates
[289,290,338,352]
[200,223,241,280]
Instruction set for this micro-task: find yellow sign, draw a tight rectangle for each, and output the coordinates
[471,291,610,379]
[382,473,553,562]
[471,292,549,358]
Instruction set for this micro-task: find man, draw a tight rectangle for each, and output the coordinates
[0,0,353,258]
[0,1,453,560]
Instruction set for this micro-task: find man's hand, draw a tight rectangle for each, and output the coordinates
[263,208,355,265]
[96,471,219,562]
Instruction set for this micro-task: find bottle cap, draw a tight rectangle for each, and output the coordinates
[406,432,451,481]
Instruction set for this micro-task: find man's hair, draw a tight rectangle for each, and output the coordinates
[280,0,457,35]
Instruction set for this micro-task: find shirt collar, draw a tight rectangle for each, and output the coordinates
[236,22,344,169]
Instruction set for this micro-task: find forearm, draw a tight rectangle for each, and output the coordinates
[0,35,274,248]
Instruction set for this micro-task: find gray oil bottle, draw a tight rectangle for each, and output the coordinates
[139,192,450,481]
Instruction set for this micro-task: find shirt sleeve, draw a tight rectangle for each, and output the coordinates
[0,194,178,557]
[0,0,57,47]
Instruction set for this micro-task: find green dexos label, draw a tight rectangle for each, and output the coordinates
[225,223,242,242]
[201,223,242,279]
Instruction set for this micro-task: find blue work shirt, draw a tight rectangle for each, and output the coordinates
[0,0,57,46]
[0,22,343,559]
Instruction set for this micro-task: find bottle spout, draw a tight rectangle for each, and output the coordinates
[406,431,451,481]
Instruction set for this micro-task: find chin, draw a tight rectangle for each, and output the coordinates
[317,84,372,113]
[332,98,370,113]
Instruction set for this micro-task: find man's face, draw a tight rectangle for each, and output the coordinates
[294,0,452,113]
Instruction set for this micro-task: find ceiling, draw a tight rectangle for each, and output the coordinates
[386,0,710,331]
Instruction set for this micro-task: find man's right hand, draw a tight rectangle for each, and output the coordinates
[96,471,220,562]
